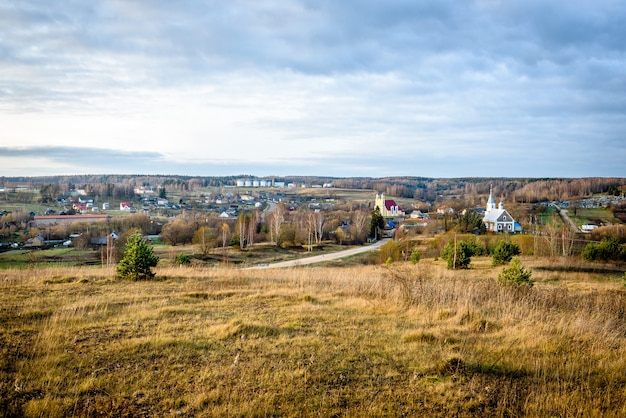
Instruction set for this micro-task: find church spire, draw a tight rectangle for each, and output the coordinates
[486,185,496,212]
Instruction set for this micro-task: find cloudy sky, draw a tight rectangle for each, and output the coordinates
[1,0,625,178]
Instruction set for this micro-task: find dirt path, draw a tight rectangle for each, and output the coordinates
[249,238,391,269]
[555,205,579,233]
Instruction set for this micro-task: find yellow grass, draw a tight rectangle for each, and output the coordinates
[1,259,625,416]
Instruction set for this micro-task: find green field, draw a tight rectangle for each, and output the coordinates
[569,207,619,227]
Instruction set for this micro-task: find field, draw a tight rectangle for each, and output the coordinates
[2,258,626,417]
[569,208,618,228]
[0,242,370,271]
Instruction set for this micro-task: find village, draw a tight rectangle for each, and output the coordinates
[1,176,624,266]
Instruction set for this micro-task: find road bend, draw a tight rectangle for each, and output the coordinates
[249,238,391,269]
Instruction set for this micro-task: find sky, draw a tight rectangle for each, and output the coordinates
[1,0,625,178]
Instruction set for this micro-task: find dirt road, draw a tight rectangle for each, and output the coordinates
[554,204,579,233]
[250,238,391,269]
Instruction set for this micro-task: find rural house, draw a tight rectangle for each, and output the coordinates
[25,235,45,248]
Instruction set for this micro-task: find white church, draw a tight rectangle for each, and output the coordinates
[483,187,521,233]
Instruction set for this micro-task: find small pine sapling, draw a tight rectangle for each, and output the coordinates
[497,257,533,287]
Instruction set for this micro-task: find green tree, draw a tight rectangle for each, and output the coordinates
[116,232,159,281]
[370,207,385,239]
[458,211,486,234]
[466,236,486,256]
[498,257,533,287]
[159,187,167,199]
[440,238,473,269]
[491,241,521,266]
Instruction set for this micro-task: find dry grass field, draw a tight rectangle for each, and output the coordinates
[1,258,626,417]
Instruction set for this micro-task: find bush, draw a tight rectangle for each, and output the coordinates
[116,232,159,281]
[491,241,521,266]
[176,253,191,266]
[498,257,533,287]
[378,240,401,264]
[409,249,421,264]
[581,237,626,262]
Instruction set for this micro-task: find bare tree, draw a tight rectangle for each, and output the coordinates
[313,212,325,245]
[268,204,285,246]
[351,210,370,244]
[220,222,231,248]
[193,226,216,256]
[220,222,231,264]
[561,224,575,257]
[236,213,248,250]
[302,211,324,250]
[305,212,315,251]
[543,218,560,257]
[248,211,258,248]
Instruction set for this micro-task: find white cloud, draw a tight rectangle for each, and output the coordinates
[0,0,625,177]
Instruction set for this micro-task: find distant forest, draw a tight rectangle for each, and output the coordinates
[1,175,624,204]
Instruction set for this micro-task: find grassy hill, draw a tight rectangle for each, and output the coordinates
[1,259,625,416]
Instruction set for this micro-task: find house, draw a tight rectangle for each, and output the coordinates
[134,186,155,195]
[90,232,119,246]
[437,206,455,215]
[410,210,425,219]
[72,203,88,213]
[375,193,405,218]
[581,224,598,232]
[120,202,132,211]
[483,187,519,233]
[25,235,45,248]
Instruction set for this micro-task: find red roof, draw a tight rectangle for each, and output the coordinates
[384,199,400,210]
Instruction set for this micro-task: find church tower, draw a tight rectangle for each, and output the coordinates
[486,186,496,213]
[375,193,385,214]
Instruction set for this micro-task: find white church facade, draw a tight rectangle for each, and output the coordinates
[483,187,520,233]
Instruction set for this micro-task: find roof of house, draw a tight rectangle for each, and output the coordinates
[384,199,400,210]
[25,235,45,245]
